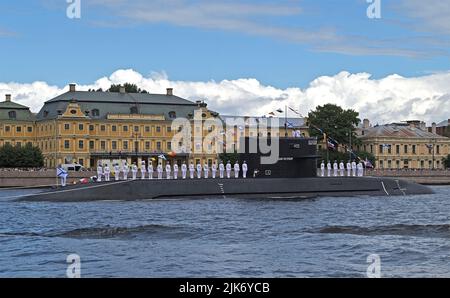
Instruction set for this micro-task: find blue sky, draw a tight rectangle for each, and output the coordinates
[0,0,449,88]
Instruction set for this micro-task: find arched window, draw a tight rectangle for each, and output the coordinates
[168,111,176,118]
[91,109,100,117]
[130,106,138,114]
[8,111,16,119]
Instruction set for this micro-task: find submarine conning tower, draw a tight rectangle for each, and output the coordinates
[238,137,320,178]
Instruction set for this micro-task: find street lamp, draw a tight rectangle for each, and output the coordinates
[132,132,141,160]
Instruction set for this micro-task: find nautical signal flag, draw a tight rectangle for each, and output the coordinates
[276,108,283,113]
[168,151,177,158]
[268,112,275,116]
[158,154,167,160]
[364,158,374,168]
[288,107,300,115]
[327,139,337,150]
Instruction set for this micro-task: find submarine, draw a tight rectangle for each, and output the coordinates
[18,137,433,202]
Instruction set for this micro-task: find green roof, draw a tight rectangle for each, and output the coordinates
[0,100,36,121]
[37,90,202,120]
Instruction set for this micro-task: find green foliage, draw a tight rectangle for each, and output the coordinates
[0,143,44,168]
[443,154,450,169]
[108,83,148,94]
[308,104,361,147]
[219,152,240,164]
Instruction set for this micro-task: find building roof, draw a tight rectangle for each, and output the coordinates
[0,100,36,121]
[36,90,201,121]
[360,124,449,140]
[436,119,450,127]
[219,115,308,128]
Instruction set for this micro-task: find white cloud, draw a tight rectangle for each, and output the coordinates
[1,69,449,126]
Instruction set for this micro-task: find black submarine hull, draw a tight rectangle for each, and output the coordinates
[18,177,433,202]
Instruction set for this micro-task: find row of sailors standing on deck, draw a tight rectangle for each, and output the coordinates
[96,161,249,181]
[320,160,364,177]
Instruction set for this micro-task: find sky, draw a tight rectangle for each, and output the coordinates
[0,0,449,125]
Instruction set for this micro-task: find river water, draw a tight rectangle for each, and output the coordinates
[0,186,449,277]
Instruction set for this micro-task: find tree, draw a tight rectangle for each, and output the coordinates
[108,83,148,94]
[0,143,44,168]
[443,154,450,169]
[219,152,240,164]
[308,104,361,148]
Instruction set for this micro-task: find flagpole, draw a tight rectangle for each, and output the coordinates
[285,105,288,137]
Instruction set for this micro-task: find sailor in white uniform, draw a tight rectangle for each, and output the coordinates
[165,163,172,179]
[234,161,240,178]
[131,162,138,180]
[351,160,357,177]
[140,161,146,179]
[219,161,225,178]
[320,160,325,177]
[189,162,195,179]
[226,161,232,178]
[327,161,332,177]
[181,161,187,179]
[242,161,248,178]
[346,160,351,177]
[97,163,103,182]
[196,162,202,179]
[357,162,364,177]
[203,162,209,179]
[104,164,111,182]
[339,161,345,177]
[157,163,163,179]
[114,163,120,181]
[211,162,217,179]
[173,163,179,179]
[333,160,338,177]
[123,162,129,180]
[148,162,154,179]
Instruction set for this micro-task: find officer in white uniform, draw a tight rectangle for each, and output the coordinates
[181,161,187,179]
[320,160,325,177]
[114,163,120,181]
[203,162,209,179]
[333,160,338,177]
[242,161,248,178]
[140,161,147,179]
[157,163,163,179]
[234,161,240,178]
[148,162,154,179]
[327,161,332,177]
[211,162,217,179]
[339,161,345,177]
[97,163,103,182]
[226,161,232,178]
[131,162,138,180]
[196,162,202,179]
[219,161,225,178]
[123,162,129,180]
[189,162,195,179]
[173,163,179,179]
[165,163,172,179]
[104,164,111,182]
[357,162,364,177]
[346,160,351,177]
[351,160,357,177]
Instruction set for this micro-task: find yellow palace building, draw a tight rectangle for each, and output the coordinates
[0,85,219,168]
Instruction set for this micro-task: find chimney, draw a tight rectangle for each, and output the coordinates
[5,94,11,102]
[119,85,126,94]
[363,119,370,129]
[69,84,76,92]
[432,122,437,134]
[166,88,173,96]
